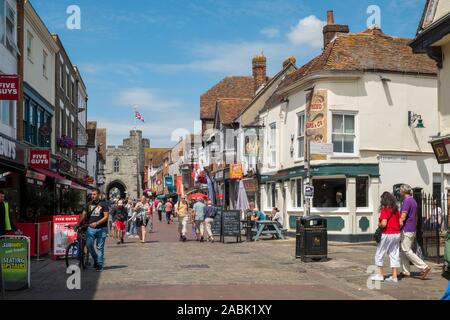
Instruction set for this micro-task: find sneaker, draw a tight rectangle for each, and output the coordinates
[116,241,121,245]
[96,266,104,272]
[182,236,187,242]
[200,237,205,243]
[385,276,398,283]
[93,262,99,269]
[126,232,130,236]
[370,274,384,282]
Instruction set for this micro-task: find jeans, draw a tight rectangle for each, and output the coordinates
[86,227,108,268]
[128,220,137,235]
[158,210,162,221]
[166,211,172,223]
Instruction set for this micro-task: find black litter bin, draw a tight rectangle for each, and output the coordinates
[296,215,328,262]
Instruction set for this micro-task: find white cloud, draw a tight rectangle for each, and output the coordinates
[116,87,181,111]
[287,15,326,48]
[260,27,280,38]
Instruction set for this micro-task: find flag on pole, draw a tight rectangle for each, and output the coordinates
[135,111,145,122]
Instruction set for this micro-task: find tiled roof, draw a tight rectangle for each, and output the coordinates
[280,28,437,91]
[144,148,171,168]
[200,76,254,120]
[217,98,252,125]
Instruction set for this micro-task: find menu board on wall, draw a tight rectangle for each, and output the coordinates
[306,90,328,161]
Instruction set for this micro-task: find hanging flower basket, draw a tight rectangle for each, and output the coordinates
[57,135,75,149]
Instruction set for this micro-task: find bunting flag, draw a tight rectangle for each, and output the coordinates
[135,111,145,122]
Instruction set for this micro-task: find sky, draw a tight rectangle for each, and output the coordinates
[31,0,426,147]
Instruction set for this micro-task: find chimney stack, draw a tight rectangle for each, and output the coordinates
[322,10,349,48]
[252,54,267,93]
[282,56,297,69]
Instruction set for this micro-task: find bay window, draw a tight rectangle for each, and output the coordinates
[313,178,347,208]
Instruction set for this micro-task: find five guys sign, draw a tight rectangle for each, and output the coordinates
[0,75,19,101]
[29,149,50,169]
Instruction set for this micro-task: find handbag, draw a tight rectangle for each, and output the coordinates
[374,209,394,244]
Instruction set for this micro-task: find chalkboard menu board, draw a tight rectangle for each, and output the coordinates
[212,207,222,236]
[221,210,242,243]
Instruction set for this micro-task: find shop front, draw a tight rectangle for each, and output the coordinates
[0,132,27,223]
[260,163,380,242]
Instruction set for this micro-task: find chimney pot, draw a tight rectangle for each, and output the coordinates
[327,10,334,25]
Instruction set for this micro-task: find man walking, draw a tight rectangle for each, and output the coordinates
[112,200,128,244]
[204,200,216,243]
[192,198,206,242]
[176,197,189,242]
[76,189,109,272]
[399,184,431,280]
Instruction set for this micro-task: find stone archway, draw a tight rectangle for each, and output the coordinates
[106,180,127,200]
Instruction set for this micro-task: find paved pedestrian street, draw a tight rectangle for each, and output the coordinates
[5,219,447,300]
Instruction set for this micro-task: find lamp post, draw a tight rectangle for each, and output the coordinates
[304,86,315,217]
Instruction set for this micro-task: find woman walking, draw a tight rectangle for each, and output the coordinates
[371,192,401,283]
[129,196,150,243]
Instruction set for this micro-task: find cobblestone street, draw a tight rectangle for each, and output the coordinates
[5,219,448,300]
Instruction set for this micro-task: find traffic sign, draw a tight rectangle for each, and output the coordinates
[310,143,333,155]
[304,185,314,199]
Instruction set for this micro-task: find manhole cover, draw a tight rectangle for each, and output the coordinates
[180,264,210,269]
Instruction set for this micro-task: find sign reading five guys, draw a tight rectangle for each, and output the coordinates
[0,75,19,101]
[29,149,51,169]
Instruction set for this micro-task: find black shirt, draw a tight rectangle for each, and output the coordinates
[84,200,109,229]
[112,207,128,222]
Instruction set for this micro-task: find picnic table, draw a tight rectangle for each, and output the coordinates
[253,220,285,241]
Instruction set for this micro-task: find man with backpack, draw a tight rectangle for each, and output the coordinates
[204,200,216,243]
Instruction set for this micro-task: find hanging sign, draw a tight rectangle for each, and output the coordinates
[0,75,19,101]
[29,149,50,169]
[230,163,243,180]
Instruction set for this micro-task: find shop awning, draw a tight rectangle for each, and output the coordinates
[71,181,88,191]
[33,168,72,185]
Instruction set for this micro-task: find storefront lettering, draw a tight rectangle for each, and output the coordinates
[0,136,16,160]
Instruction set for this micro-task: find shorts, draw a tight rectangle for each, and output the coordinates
[116,221,126,231]
[136,217,147,227]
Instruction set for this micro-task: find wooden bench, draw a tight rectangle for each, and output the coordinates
[253,221,285,241]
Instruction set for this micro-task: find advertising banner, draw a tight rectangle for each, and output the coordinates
[0,75,19,101]
[29,149,51,169]
[431,138,450,164]
[0,236,30,290]
[230,163,243,180]
[244,128,261,156]
[52,215,79,257]
[306,90,328,161]
[15,223,36,257]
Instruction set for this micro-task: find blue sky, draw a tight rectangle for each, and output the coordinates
[31,0,425,147]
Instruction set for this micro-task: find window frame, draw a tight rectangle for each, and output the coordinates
[356,176,370,209]
[311,177,348,209]
[4,2,17,55]
[289,178,303,210]
[331,111,358,157]
[26,30,34,61]
[296,112,305,160]
[268,122,277,167]
[42,49,48,78]
[113,158,120,173]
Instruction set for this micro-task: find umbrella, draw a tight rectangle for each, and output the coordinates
[187,193,209,200]
[236,180,250,212]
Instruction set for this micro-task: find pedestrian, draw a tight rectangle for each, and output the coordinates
[165,198,173,224]
[176,197,189,242]
[0,190,16,236]
[130,196,150,243]
[203,200,216,243]
[157,200,163,222]
[75,188,109,272]
[270,207,283,228]
[147,200,154,233]
[371,192,401,283]
[399,184,432,280]
[112,200,128,244]
[192,198,206,242]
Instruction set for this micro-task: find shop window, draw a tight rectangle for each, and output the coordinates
[332,114,356,154]
[313,178,347,208]
[356,177,369,208]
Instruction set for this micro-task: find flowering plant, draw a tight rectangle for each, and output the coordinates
[57,135,75,149]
